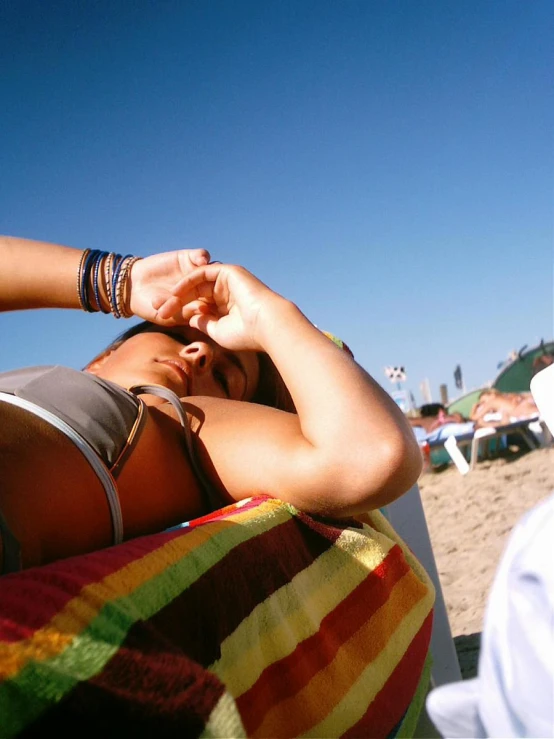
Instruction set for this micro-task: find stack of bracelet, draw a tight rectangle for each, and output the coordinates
[77,249,142,318]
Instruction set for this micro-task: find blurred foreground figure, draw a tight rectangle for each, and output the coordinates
[427,364,554,737]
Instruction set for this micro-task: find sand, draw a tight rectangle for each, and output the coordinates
[419,445,554,639]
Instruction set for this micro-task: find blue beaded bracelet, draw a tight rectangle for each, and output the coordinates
[79,249,102,312]
[77,248,139,317]
[92,252,110,314]
[111,253,133,318]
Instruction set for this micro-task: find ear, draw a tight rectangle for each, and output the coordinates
[84,349,114,375]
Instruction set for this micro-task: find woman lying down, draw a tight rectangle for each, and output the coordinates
[469,389,539,428]
[0,236,422,574]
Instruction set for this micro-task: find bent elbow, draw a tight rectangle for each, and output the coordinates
[378,431,423,503]
[339,431,423,514]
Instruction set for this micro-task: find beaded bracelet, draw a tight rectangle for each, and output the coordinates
[92,253,110,314]
[80,249,102,312]
[77,249,142,318]
[110,254,133,318]
[125,256,142,310]
[118,256,141,318]
[104,252,116,314]
[76,248,91,311]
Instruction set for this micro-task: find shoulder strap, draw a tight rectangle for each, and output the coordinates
[128,385,219,513]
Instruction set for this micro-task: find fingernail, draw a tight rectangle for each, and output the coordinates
[194,250,209,264]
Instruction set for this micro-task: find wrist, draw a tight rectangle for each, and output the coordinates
[127,257,145,317]
[254,295,306,351]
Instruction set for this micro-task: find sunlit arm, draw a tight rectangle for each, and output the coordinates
[0,236,83,311]
[187,291,422,516]
[259,297,423,512]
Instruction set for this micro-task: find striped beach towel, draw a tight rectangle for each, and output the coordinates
[0,496,434,737]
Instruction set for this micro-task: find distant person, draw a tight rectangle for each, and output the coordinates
[470,389,539,428]
[408,403,466,434]
[0,235,422,573]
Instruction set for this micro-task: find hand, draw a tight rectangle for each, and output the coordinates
[128,248,211,324]
[152,263,281,351]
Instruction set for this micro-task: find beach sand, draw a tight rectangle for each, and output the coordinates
[419,446,554,641]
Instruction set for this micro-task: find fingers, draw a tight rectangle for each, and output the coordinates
[154,286,215,320]
[188,312,218,336]
[150,278,213,319]
[155,263,224,317]
[154,295,184,320]
[170,262,224,296]
[152,263,226,320]
[188,248,211,267]
[155,296,211,322]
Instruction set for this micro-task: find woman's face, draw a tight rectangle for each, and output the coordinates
[87,326,260,401]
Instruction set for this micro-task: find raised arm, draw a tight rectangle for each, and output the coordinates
[0,235,210,318]
[156,264,423,515]
[0,236,85,311]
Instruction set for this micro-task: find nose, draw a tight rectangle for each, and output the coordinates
[180,341,214,373]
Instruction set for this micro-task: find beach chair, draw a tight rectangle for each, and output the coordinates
[434,415,551,475]
[467,416,548,470]
[387,484,462,686]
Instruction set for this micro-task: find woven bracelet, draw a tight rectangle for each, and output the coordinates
[92,253,110,314]
[76,249,91,311]
[110,254,131,318]
[80,249,103,312]
[116,256,141,318]
[104,252,116,315]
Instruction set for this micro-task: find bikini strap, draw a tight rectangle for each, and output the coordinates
[128,385,218,512]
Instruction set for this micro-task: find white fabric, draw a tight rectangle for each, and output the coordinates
[427,493,554,737]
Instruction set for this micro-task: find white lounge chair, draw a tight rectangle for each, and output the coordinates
[436,415,551,475]
[387,484,462,687]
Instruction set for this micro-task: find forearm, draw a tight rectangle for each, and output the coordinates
[154,260,422,512]
[0,236,83,311]
[256,296,422,508]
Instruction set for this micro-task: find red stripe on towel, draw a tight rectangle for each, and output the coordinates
[0,498,267,643]
[240,544,409,735]
[342,610,434,739]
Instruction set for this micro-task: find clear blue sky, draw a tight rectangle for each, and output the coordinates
[1,0,552,404]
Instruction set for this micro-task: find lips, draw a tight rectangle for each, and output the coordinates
[158,360,191,395]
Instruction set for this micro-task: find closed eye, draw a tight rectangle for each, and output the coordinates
[162,330,192,347]
[214,368,230,398]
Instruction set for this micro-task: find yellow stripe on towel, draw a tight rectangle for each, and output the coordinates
[254,569,433,738]
[306,578,434,737]
[213,527,396,695]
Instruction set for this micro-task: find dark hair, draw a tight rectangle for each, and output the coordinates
[88,321,296,413]
[419,403,445,418]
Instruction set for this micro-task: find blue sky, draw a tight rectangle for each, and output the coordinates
[1,0,552,404]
